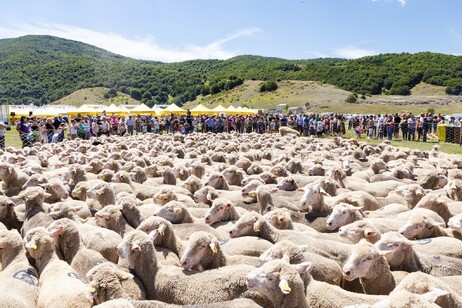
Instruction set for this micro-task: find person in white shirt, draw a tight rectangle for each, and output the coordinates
[0,121,8,149]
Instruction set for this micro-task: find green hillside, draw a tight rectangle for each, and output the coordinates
[1,35,462,107]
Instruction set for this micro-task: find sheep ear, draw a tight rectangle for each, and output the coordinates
[209,242,218,254]
[293,261,312,274]
[71,206,83,213]
[281,254,291,263]
[421,287,449,303]
[174,208,182,215]
[206,192,214,201]
[296,188,305,192]
[8,166,14,174]
[319,187,330,196]
[270,187,279,193]
[348,205,363,212]
[158,224,166,236]
[39,183,50,189]
[84,165,93,172]
[131,243,141,253]
[364,227,377,238]
[49,226,64,237]
[95,190,103,196]
[378,250,394,256]
[149,230,160,241]
[278,279,292,294]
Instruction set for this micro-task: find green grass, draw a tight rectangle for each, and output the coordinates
[51,87,140,107]
[4,127,461,154]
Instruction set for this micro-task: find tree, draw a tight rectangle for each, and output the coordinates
[130,89,142,100]
[259,80,278,92]
[346,93,358,103]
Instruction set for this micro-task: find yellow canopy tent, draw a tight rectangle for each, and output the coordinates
[68,105,99,116]
[190,104,214,115]
[9,107,30,116]
[226,105,242,115]
[212,105,228,114]
[130,103,155,115]
[159,103,187,115]
[242,107,258,115]
[103,104,129,116]
[151,105,162,116]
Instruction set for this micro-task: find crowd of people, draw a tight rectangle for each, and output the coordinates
[2,109,458,149]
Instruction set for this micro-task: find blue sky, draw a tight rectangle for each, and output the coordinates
[0,0,461,62]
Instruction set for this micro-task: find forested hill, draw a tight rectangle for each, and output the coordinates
[1,35,462,106]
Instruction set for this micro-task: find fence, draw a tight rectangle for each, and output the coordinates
[438,125,462,145]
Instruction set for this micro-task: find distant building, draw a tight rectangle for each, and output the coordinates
[276,104,288,113]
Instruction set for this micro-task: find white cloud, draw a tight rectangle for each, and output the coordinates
[450,28,461,41]
[0,23,260,62]
[372,0,406,7]
[333,46,378,59]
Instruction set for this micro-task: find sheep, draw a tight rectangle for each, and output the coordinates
[414,194,462,223]
[297,181,331,213]
[161,167,177,185]
[46,219,107,278]
[117,230,265,305]
[86,182,117,211]
[204,198,242,225]
[263,208,314,232]
[204,172,230,190]
[187,161,206,179]
[95,205,134,237]
[136,216,184,257]
[374,231,462,276]
[270,164,289,177]
[24,227,93,308]
[112,170,156,200]
[419,170,449,190]
[342,239,396,295]
[228,212,261,238]
[0,162,29,196]
[154,201,200,224]
[152,187,195,207]
[279,126,300,137]
[351,160,389,182]
[392,272,462,308]
[448,213,462,238]
[173,165,190,181]
[338,220,382,244]
[17,186,53,237]
[445,179,462,201]
[193,186,220,206]
[258,240,344,286]
[246,259,309,308]
[80,225,122,264]
[393,183,426,209]
[276,177,299,191]
[98,169,115,182]
[181,175,202,194]
[0,229,39,308]
[179,231,260,271]
[0,195,23,230]
[85,262,146,304]
[325,202,365,231]
[399,214,455,240]
[221,166,246,186]
[368,289,447,308]
[39,177,70,203]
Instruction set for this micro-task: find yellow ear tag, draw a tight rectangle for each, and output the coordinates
[120,273,129,280]
[96,212,104,218]
[249,192,256,197]
[254,225,260,233]
[161,230,165,236]
[75,189,81,194]
[279,280,291,294]
[88,286,96,293]
[174,208,182,214]
[156,195,163,200]
[96,190,102,195]
[209,243,218,254]
[29,243,37,250]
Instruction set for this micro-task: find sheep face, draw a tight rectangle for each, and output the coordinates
[153,188,177,206]
[342,240,383,281]
[228,213,258,238]
[193,186,219,205]
[0,229,22,251]
[374,232,415,265]
[276,177,298,191]
[24,227,54,260]
[448,214,462,233]
[42,179,69,200]
[0,196,15,220]
[241,180,263,197]
[155,202,183,223]
[0,163,14,179]
[398,215,443,240]
[246,260,310,298]
[264,209,291,230]
[22,174,48,190]
[112,171,132,184]
[180,232,218,270]
[338,221,379,244]
[298,183,328,211]
[204,173,227,189]
[204,198,233,225]
[326,203,363,231]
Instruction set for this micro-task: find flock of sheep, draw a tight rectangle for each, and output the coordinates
[1,126,462,308]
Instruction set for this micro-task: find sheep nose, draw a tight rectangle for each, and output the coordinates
[327,221,333,227]
[344,270,351,276]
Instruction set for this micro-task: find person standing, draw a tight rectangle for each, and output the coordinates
[126,116,134,135]
[16,116,30,147]
[0,121,8,149]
